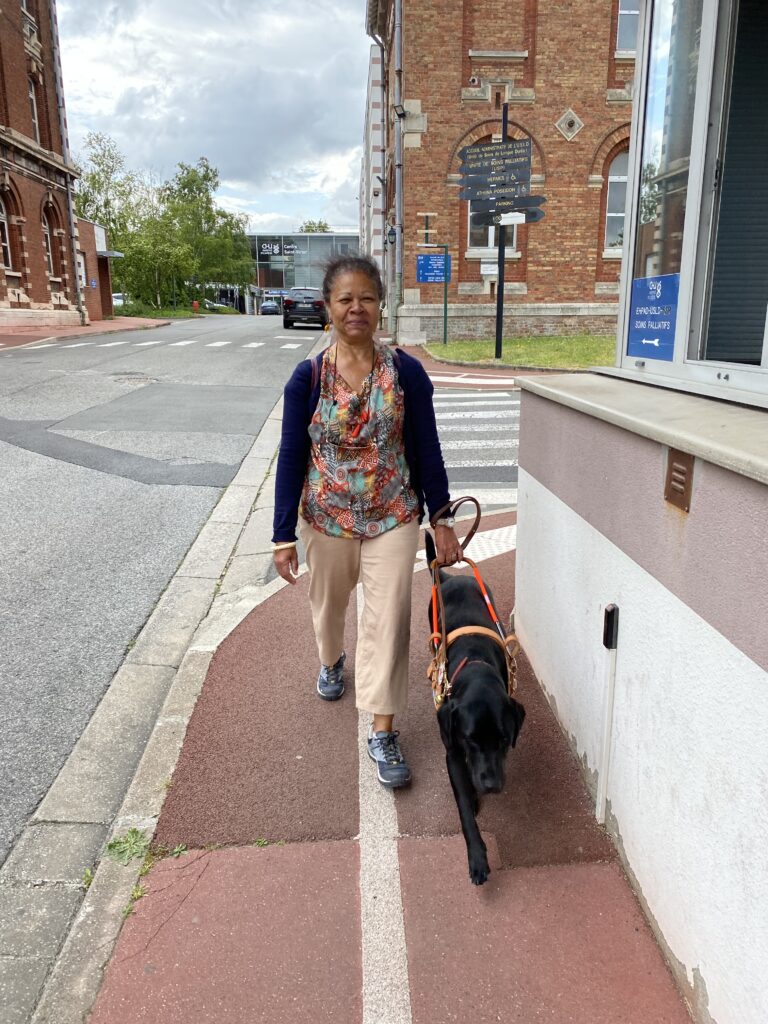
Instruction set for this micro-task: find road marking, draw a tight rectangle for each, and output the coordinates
[436,409,518,420]
[134,340,163,346]
[24,343,57,349]
[441,437,518,450]
[243,342,265,348]
[356,586,413,1024]
[170,339,198,346]
[438,422,516,433]
[445,457,518,467]
[281,343,301,349]
[206,341,231,347]
[433,390,511,399]
[98,341,128,347]
[62,342,93,348]
[446,485,518,507]
[433,399,516,408]
[416,523,517,566]
[429,373,518,386]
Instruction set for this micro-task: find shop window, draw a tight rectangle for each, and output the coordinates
[604,150,628,250]
[619,0,768,404]
[0,196,13,269]
[617,0,640,52]
[28,78,40,143]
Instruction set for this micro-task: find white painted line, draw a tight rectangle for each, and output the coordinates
[134,340,163,346]
[445,457,518,467]
[243,342,265,348]
[436,409,518,420]
[429,374,518,386]
[281,343,301,349]
[356,585,413,1024]
[433,399,516,408]
[416,523,517,567]
[62,342,94,348]
[441,437,518,450]
[170,339,198,346]
[433,391,511,399]
[437,422,516,433]
[24,343,57,349]
[205,341,231,347]
[98,341,128,347]
[445,486,518,507]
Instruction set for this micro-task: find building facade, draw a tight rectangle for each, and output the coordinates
[0,0,113,325]
[364,0,638,342]
[359,45,386,278]
[248,231,359,300]
[516,1,767,1022]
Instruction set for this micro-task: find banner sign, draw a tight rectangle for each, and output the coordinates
[626,273,679,361]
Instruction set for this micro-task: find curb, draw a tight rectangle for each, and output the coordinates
[4,319,174,349]
[3,338,326,1024]
[420,343,577,373]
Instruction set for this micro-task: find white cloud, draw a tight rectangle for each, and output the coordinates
[57,0,371,234]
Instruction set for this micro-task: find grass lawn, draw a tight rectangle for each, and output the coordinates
[425,334,616,369]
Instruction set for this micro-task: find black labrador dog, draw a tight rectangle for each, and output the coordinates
[425,532,525,885]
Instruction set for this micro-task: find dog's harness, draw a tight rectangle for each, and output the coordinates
[426,498,520,710]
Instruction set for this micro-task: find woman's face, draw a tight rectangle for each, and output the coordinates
[327,271,380,343]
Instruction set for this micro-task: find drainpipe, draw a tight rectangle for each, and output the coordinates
[393,0,404,343]
[372,34,390,328]
[47,0,86,325]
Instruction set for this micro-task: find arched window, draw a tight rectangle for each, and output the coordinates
[42,212,54,275]
[0,196,13,269]
[28,78,40,143]
[605,149,628,249]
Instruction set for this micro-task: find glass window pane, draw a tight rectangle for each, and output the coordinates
[617,13,639,51]
[610,150,629,177]
[632,0,704,280]
[607,180,627,215]
[605,214,625,248]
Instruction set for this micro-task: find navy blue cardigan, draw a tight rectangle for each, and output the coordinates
[272,348,450,543]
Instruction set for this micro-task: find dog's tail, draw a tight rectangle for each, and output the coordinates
[424,530,447,580]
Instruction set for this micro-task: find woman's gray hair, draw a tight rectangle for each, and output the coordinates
[322,253,384,303]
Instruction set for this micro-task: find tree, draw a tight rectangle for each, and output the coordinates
[74,132,143,247]
[298,219,330,233]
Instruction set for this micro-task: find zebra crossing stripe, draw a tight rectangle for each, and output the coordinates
[281,343,301,349]
[62,342,93,348]
[244,342,265,348]
[206,341,231,347]
[437,409,518,420]
[98,341,128,347]
[170,339,198,346]
[441,438,518,450]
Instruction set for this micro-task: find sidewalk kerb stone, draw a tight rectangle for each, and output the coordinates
[175,520,243,580]
[33,664,176,825]
[0,824,107,886]
[125,576,217,668]
[209,483,259,524]
[230,455,270,488]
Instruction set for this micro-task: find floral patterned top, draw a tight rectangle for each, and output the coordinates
[300,344,419,539]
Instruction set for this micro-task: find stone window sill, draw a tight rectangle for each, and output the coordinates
[464,248,521,261]
[602,249,623,260]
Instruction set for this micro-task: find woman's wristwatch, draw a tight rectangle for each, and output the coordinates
[434,516,455,528]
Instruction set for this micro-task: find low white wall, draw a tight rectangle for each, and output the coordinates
[515,468,768,1024]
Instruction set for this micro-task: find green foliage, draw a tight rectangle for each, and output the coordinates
[298,219,330,233]
[106,828,150,866]
[74,138,253,309]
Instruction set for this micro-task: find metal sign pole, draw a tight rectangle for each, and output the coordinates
[495,103,509,361]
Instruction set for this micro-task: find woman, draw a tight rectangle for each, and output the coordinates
[272,254,461,788]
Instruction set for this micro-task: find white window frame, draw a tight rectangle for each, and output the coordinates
[0,197,12,269]
[42,212,54,275]
[616,0,640,54]
[609,0,768,408]
[604,150,628,254]
[28,77,40,144]
[465,204,517,258]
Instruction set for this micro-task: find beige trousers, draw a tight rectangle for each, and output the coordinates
[299,517,421,716]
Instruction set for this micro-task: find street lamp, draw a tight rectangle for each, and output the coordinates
[417,242,449,346]
[393,103,406,119]
[387,225,397,246]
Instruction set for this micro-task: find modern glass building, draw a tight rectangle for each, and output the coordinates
[248,232,359,293]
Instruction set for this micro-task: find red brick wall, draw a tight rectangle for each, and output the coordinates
[385,0,633,313]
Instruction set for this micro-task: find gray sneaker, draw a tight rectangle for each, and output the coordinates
[367,728,412,788]
[316,652,345,701]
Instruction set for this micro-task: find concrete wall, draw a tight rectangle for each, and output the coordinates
[515,390,768,1024]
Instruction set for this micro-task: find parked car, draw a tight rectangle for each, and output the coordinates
[111,292,126,307]
[204,298,228,310]
[283,287,328,329]
[260,299,280,315]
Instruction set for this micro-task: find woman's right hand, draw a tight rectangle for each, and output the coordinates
[273,546,299,584]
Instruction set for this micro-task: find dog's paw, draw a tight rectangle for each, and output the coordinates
[468,851,490,885]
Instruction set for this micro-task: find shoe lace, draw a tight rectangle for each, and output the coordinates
[322,654,344,686]
[378,731,403,764]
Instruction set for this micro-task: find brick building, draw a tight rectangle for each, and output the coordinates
[0,0,111,325]
[363,0,637,342]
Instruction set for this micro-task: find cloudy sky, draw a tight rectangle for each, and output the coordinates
[57,0,372,232]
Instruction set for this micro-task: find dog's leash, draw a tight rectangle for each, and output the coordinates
[426,498,520,709]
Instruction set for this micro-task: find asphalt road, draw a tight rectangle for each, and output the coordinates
[0,313,320,863]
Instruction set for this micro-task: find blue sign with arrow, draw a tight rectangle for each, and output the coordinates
[626,273,679,361]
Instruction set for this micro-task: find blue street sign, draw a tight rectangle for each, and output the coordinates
[417,253,451,283]
[626,273,679,361]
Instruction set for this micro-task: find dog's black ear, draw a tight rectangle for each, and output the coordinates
[503,698,526,748]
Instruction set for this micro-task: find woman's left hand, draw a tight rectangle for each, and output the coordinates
[434,525,463,566]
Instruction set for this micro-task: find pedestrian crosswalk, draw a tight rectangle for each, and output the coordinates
[9,338,309,353]
[433,387,519,513]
